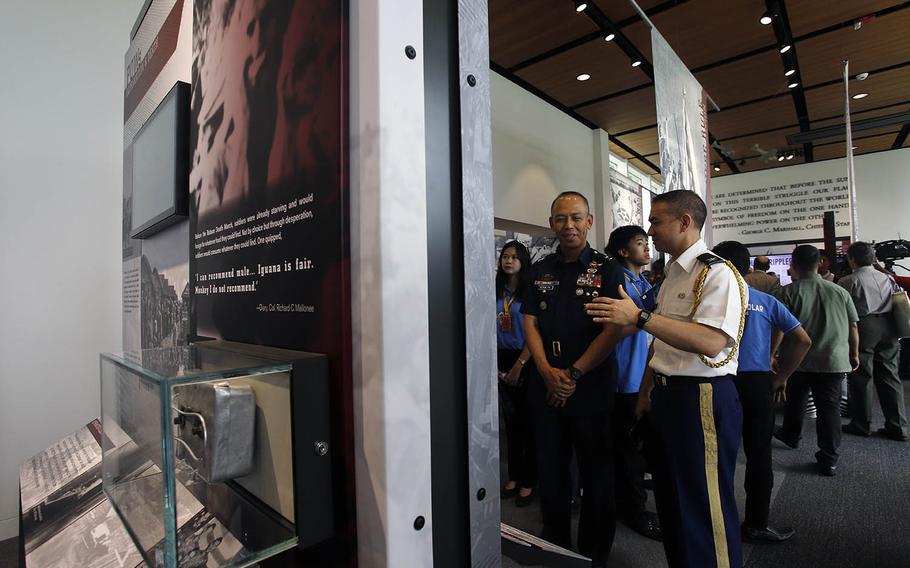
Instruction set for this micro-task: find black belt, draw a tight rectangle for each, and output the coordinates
[863,312,888,318]
[653,373,734,387]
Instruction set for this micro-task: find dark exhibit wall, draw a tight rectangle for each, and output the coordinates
[188,0,354,558]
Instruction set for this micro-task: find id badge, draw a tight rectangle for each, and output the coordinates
[497,312,513,333]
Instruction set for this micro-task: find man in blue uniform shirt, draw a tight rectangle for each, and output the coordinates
[712,241,812,544]
[522,191,625,566]
[606,225,661,541]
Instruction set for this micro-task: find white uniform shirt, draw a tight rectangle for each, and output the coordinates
[650,239,748,377]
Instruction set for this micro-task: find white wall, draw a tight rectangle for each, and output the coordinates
[0,0,143,539]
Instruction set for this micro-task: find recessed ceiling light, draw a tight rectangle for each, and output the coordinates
[780,44,791,54]
[786,153,794,160]
[576,73,591,81]
[778,155,785,162]
[785,69,796,77]
[852,93,868,99]
[760,13,773,25]
[632,60,642,67]
[788,82,799,89]
[713,165,721,172]
[575,1,587,12]
[852,146,858,150]
[856,72,869,81]
[604,33,615,42]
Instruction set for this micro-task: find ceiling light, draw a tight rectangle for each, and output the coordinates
[778,155,785,162]
[575,1,587,12]
[631,60,642,67]
[852,93,868,99]
[788,82,799,89]
[604,33,615,42]
[786,153,794,160]
[780,44,791,54]
[785,69,796,77]
[713,165,721,172]
[760,13,773,25]
[576,73,591,81]
[852,146,858,150]
[856,72,869,81]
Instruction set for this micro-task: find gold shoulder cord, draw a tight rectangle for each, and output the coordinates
[688,260,748,368]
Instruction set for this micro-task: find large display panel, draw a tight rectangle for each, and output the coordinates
[749,254,793,286]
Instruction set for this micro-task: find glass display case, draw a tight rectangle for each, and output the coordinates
[100,342,330,567]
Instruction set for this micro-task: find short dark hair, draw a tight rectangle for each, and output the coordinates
[847,241,875,266]
[651,190,707,230]
[712,241,750,277]
[818,250,832,263]
[550,191,590,214]
[792,244,820,272]
[753,256,770,271]
[607,225,647,258]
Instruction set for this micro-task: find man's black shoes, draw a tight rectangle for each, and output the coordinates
[626,511,662,541]
[877,427,909,441]
[773,427,800,449]
[842,423,871,437]
[741,524,795,544]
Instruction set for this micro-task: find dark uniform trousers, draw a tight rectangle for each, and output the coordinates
[530,380,615,566]
[613,392,649,518]
[650,375,742,568]
[781,372,845,466]
[498,349,537,488]
[848,314,907,436]
[733,371,774,529]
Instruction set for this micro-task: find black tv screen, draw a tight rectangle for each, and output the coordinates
[130,81,189,239]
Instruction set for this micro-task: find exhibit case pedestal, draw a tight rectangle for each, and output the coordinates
[99,342,332,568]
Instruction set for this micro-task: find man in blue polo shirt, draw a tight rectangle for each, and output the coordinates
[606,226,661,541]
[713,241,812,544]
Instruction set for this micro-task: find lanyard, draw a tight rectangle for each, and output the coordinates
[624,274,646,302]
[502,289,517,315]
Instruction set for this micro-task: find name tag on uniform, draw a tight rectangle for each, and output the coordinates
[535,277,558,292]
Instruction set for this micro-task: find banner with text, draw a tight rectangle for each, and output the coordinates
[711,162,853,245]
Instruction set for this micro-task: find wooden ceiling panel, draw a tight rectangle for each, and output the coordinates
[627,157,660,175]
[715,128,796,164]
[709,96,798,140]
[805,65,910,120]
[578,87,657,133]
[645,0,776,70]
[593,0,668,25]
[812,131,901,160]
[617,126,661,157]
[489,0,599,68]
[610,144,635,161]
[796,10,910,86]
[515,39,652,106]
[787,0,902,37]
[696,49,793,108]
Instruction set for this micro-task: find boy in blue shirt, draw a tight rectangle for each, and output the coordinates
[606,226,661,541]
[713,241,812,544]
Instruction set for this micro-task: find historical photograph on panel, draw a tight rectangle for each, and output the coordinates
[190,0,347,352]
[22,463,104,554]
[652,30,710,201]
[25,498,143,568]
[494,220,557,265]
[610,172,644,229]
[141,222,191,349]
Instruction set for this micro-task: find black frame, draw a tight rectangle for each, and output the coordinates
[130,81,190,240]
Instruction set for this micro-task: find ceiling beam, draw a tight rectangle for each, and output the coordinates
[766,0,813,161]
[610,137,662,173]
[894,122,910,149]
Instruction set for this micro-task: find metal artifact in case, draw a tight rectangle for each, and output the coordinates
[100,342,332,568]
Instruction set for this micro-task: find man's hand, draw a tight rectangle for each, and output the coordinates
[850,353,860,372]
[772,373,788,403]
[543,367,575,406]
[504,364,522,386]
[585,285,641,328]
[634,392,651,418]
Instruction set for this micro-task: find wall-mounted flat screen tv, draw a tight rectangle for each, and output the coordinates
[130,81,189,239]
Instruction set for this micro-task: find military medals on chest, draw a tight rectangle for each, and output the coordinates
[575,259,603,298]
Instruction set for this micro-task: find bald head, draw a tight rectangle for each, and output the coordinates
[753,256,770,272]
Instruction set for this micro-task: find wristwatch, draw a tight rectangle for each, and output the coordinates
[636,310,652,329]
[569,366,583,382]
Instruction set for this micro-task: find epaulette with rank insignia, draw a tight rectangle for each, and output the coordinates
[697,252,725,266]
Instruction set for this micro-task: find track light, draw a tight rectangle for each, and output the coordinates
[856,72,869,81]
[786,153,794,160]
[604,33,615,42]
[785,69,796,77]
[780,44,791,54]
[760,13,772,25]
[575,1,587,12]
[631,60,642,67]
[576,73,591,81]
[788,82,798,89]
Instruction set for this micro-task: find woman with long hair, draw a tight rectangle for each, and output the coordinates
[496,240,536,506]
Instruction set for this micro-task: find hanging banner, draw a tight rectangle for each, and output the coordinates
[652,29,712,237]
[844,59,859,241]
[610,169,645,229]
